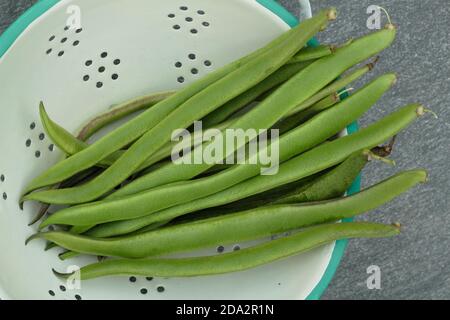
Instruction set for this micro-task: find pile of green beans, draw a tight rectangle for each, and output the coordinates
[22,9,430,281]
[37,73,396,228]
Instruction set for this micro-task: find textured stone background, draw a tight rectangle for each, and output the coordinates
[1,0,449,299]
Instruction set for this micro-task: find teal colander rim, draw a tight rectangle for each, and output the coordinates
[0,0,360,300]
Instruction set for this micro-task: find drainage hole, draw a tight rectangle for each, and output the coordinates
[3,193,7,200]
[173,25,181,30]
[58,51,64,57]
[186,17,193,22]
[61,37,67,43]
[49,35,55,42]
[190,29,198,34]
[204,60,212,67]
[0,174,4,182]
[98,66,106,73]
[146,277,153,281]
[75,28,83,33]
[46,48,52,55]
[64,25,70,31]
[175,61,182,68]
[101,52,108,58]
[191,68,198,75]
[83,75,90,81]
[180,6,188,11]
[85,60,93,66]
[233,245,241,251]
[188,53,196,60]
[25,139,31,147]
[177,77,185,84]
[217,245,225,253]
[75,294,82,300]
[73,40,80,46]
[39,133,45,141]
[168,13,175,18]
[49,144,55,151]
[140,288,148,295]
[202,21,210,27]
[48,290,55,297]
[157,286,165,293]
[30,122,36,130]
[35,151,41,158]
[96,82,103,88]
[129,276,137,283]
[59,285,66,292]
[114,59,121,65]
[112,73,119,80]
[197,10,205,15]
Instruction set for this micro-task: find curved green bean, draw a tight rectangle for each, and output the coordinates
[53,222,400,280]
[24,9,336,204]
[38,74,395,228]
[76,91,175,141]
[41,103,232,172]
[86,103,423,237]
[22,9,326,196]
[33,170,424,259]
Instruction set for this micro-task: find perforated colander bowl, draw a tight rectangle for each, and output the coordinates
[0,0,358,300]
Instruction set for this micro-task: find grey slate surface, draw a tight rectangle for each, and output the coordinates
[1,0,449,300]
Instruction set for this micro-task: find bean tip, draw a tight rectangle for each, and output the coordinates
[367,56,380,71]
[385,23,396,31]
[419,170,430,183]
[389,73,398,86]
[392,222,402,231]
[415,105,426,117]
[52,268,72,280]
[58,251,70,261]
[25,233,42,245]
[327,8,338,21]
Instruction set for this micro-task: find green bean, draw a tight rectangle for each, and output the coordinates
[76,91,175,141]
[223,45,336,106]
[58,251,80,261]
[22,10,321,196]
[202,61,312,127]
[287,45,335,64]
[200,149,370,217]
[86,103,423,237]
[52,222,400,280]
[277,91,342,135]
[59,220,170,261]
[28,167,102,226]
[32,170,423,258]
[285,60,377,118]
[38,73,395,228]
[103,28,397,201]
[24,9,336,204]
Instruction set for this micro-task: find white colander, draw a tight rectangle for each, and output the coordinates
[0,0,351,300]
